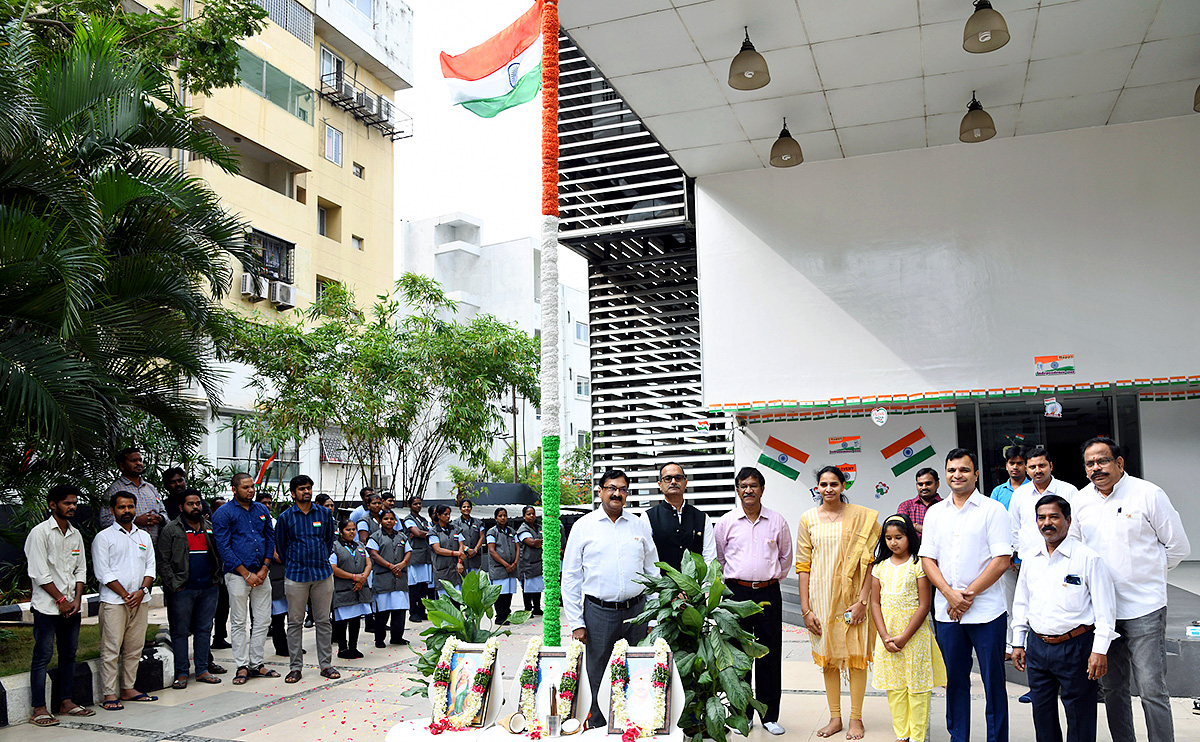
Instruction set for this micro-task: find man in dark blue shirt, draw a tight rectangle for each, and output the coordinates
[212,473,278,685]
[275,474,338,682]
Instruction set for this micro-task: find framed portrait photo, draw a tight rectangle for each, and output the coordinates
[447,645,495,727]
[535,647,583,719]
[608,646,672,736]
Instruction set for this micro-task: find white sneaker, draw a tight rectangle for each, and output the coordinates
[734,720,754,736]
[763,722,785,735]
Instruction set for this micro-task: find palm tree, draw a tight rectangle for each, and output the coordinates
[0,15,254,479]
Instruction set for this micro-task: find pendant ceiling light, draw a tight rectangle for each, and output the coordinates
[769,118,803,167]
[963,0,1010,54]
[960,92,996,143]
[729,26,770,90]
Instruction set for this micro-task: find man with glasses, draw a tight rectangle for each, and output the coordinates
[714,467,793,735]
[645,462,716,570]
[562,468,660,728]
[1074,436,1189,742]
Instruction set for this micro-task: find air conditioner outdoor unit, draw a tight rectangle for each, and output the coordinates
[269,280,296,310]
[357,92,376,114]
[240,273,268,302]
[341,80,357,101]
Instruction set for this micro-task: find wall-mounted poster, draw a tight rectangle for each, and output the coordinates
[1035,354,1075,376]
[829,435,861,454]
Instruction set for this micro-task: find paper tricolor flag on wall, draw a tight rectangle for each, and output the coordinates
[758,436,809,480]
[439,0,543,118]
[881,428,936,476]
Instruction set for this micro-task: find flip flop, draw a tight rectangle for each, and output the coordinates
[125,693,157,702]
[61,706,95,717]
[195,673,222,684]
[101,700,124,711]
[30,714,59,727]
[250,664,280,678]
[172,676,188,689]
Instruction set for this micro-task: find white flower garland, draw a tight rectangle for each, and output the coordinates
[430,636,500,731]
[515,637,586,737]
[608,638,670,738]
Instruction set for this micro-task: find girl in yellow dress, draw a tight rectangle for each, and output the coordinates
[870,514,947,742]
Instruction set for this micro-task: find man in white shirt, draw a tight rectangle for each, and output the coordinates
[1011,494,1117,742]
[25,484,92,726]
[562,468,660,728]
[920,449,1011,742]
[1009,446,1080,564]
[92,491,159,710]
[1073,436,1190,742]
[644,462,716,571]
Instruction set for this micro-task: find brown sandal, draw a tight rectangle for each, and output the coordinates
[285,670,303,683]
[319,667,341,680]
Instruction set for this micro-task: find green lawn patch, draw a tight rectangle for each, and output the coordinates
[0,623,160,678]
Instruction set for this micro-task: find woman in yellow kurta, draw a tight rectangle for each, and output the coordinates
[797,466,881,740]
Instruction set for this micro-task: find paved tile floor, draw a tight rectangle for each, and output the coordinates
[8,610,1198,741]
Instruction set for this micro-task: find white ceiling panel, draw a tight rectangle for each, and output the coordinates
[1146,0,1200,41]
[560,0,1200,177]
[1126,36,1200,88]
[670,140,763,176]
[921,11,1039,76]
[796,0,919,45]
[826,78,925,129]
[730,92,834,137]
[708,46,823,103]
[812,28,923,89]
[923,63,1027,116]
[1023,45,1139,102]
[1030,0,1158,60]
[641,105,747,150]
[839,117,926,157]
[1015,91,1120,136]
[749,129,844,164]
[1110,80,1200,124]
[559,0,674,31]
[609,64,727,117]
[676,0,807,61]
[568,10,702,79]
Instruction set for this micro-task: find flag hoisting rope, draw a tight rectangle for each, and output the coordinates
[537,0,563,646]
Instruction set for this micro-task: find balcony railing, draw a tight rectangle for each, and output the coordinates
[319,72,412,141]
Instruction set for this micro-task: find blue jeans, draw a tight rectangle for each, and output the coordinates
[1102,607,1172,742]
[30,609,81,709]
[935,613,1009,742]
[167,585,219,677]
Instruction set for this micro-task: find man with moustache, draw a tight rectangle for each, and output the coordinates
[897,467,943,535]
[102,448,167,543]
[1011,495,1117,742]
[1074,437,1189,742]
[275,474,339,682]
[714,467,793,736]
[26,484,92,726]
[212,473,277,684]
[562,468,661,728]
[92,492,158,710]
[158,490,223,688]
[1009,447,1080,568]
[645,462,716,570]
[920,449,1012,742]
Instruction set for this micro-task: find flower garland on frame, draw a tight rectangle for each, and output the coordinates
[608,638,670,739]
[429,636,500,733]
[516,636,586,737]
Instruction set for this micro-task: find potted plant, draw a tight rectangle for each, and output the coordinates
[404,571,531,697]
[631,552,767,742]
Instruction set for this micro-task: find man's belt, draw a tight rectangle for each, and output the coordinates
[731,578,779,589]
[1035,624,1094,645]
[585,594,643,611]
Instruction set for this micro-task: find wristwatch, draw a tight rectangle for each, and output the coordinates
[859,598,868,606]
[142,586,152,597]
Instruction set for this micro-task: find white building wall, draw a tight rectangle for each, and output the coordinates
[1139,398,1200,558]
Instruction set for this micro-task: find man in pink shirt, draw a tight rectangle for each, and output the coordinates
[714,466,794,736]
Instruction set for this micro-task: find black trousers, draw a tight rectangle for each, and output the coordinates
[334,616,361,650]
[212,581,230,641]
[270,612,289,656]
[409,582,429,621]
[495,594,513,625]
[375,608,407,644]
[1027,629,1098,742]
[583,596,648,728]
[727,581,783,723]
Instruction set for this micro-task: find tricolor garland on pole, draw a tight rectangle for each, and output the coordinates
[537,0,562,646]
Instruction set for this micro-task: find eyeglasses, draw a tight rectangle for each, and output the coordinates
[601,486,630,495]
[659,475,686,483]
[1084,457,1115,470]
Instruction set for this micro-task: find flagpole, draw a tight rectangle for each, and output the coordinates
[538,0,563,647]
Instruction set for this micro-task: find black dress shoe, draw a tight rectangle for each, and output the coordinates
[208,663,228,674]
[304,617,314,628]
[211,640,232,650]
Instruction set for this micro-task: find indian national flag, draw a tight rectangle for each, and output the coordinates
[881,428,936,477]
[758,436,809,480]
[439,0,543,118]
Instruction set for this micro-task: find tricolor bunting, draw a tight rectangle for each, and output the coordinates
[439,0,543,118]
[758,435,809,480]
[881,428,936,477]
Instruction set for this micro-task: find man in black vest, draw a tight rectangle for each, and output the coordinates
[645,462,716,570]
